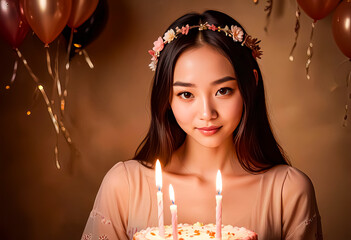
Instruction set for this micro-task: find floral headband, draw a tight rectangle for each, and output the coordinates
[148,22,262,71]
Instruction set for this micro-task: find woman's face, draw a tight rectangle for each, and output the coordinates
[170,44,243,148]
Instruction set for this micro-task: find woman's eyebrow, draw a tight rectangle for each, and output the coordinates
[173,76,236,87]
[173,81,195,87]
[211,76,236,85]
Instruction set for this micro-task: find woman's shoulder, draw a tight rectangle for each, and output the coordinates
[267,164,316,199]
[268,164,312,182]
[103,160,153,185]
[100,161,130,189]
[264,164,315,196]
[106,159,148,173]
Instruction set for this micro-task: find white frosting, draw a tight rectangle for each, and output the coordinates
[133,223,258,240]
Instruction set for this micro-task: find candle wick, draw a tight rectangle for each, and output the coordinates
[218,191,221,195]
[158,187,161,191]
[172,200,175,205]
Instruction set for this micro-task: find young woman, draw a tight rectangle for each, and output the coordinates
[82,10,322,240]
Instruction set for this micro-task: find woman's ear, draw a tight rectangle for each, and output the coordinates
[253,69,258,86]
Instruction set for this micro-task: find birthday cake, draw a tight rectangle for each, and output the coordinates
[133,222,258,240]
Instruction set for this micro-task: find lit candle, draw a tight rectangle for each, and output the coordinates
[216,170,222,240]
[169,184,178,240]
[155,160,165,237]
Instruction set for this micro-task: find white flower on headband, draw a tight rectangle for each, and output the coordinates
[223,25,230,36]
[149,60,157,71]
[231,25,244,42]
[163,29,176,43]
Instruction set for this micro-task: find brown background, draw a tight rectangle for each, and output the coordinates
[0,0,350,239]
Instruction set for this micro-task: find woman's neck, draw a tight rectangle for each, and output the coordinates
[165,136,244,180]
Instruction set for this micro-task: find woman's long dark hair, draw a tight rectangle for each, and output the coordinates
[133,10,290,172]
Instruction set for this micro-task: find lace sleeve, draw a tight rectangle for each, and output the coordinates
[285,213,323,240]
[81,162,130,240]
[282,167,323,240]
[81,210,114,240]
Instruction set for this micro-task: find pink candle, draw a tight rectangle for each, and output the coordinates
[155,160,165,237]
[169,184,178,240]
[216,170,222,240]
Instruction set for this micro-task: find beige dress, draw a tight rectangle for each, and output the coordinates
[81,160,322,240]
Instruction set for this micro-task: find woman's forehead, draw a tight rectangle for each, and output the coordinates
[173,44,236,84]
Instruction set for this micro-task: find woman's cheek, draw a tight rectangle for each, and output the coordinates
[217,99,243,125]
[171,101,194,126]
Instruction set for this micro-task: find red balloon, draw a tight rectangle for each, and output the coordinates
[67,0,99,28]
[0,0,29,49]
[297,0,340,20]
[332,1,351,58]
[23,0,72,45]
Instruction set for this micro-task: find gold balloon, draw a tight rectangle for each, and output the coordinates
[67,0,99,28]
[297,0,339,20]
[23,0,72,45]
[332,1,351,58]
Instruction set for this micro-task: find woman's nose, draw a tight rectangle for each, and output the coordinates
[199,97,218,120]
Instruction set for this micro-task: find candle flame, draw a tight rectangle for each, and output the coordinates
[216,170,222,194]
[155,159,162,190]
[169,184,175,204]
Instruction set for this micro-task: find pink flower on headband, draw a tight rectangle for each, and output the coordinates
[163,29,176,43]
[231,25,244,42]
[181,24,190,35]
[152,37,164,52]
[208,24,217,31]
[148,50,157,61]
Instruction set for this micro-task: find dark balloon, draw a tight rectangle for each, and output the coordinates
[332,1,351,58]
[297,0,339,20]
[63,0,108,59]
[0,0,30,49]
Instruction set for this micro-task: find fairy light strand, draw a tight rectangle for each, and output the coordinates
[38,85,60,134]
[289,5,301,62]
[82,49,95,69]
[264,0,273,32]
[15,49,40,84]
[14,48,76,169]
[343,70,351,127]
[54,39,65,118]
[63,28,74,116]
[10,60,18,85]
[45,46,55,80]
[55,145,61,169]
[26,87,40,116]
[306,21,316,80]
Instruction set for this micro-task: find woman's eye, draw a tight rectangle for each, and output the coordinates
[178,92,194,99]
[216,87,233,96]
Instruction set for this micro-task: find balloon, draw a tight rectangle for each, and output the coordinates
[297,0,339,20]
[63,0,108,59]
[0,0,29,48]
[67,0,99,28]
[23,0,72,45]
[332,1,351,58]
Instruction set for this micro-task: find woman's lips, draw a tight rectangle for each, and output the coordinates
[196,126,222,136]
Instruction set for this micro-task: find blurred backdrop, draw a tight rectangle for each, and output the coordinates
[0,0,350,239]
